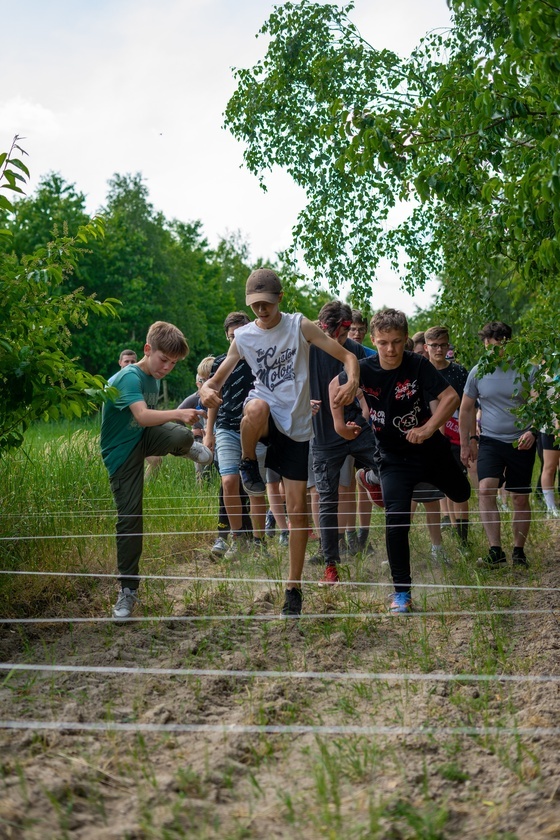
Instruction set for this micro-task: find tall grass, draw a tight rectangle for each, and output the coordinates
[0,418,218,616]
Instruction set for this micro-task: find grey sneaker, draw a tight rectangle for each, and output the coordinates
[431,544,451,564]
[224,537,249,561]
[211,536,228,558]
[187,441,213,466]
[112,588,138,620]
[252,537,271,558]
[278,530,289,547]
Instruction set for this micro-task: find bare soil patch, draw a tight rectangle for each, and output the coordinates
[1,533,559,839]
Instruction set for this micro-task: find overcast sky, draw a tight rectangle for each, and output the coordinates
[2,0,451,314]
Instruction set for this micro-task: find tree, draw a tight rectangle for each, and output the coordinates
[224,0,560,426]
[0,138,118,453]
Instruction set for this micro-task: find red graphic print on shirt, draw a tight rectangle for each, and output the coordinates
[394,379,418,401]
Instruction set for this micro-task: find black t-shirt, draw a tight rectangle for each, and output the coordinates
[348,351,449,454]
[211,353,255,432]
[439,361,469,401]
[309,337,367,447]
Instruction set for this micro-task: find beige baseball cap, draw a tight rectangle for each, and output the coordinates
[245,269,283,305]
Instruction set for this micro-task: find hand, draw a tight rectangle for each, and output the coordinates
[517,430,535,451]
[199,382,222,409]
[177,408,205,426]
[203,431,215,451]
[345,421,363,438]
[460,442,475,467]
[406,425,432,445]
[332,379,358,408]
[310,399,321,416]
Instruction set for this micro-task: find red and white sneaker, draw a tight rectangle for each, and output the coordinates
[318,564,340,587]
[356,469,384,508]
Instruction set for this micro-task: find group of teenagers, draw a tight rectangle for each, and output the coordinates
[101,269,556,620]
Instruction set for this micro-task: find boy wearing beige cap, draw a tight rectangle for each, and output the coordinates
[199,268,360,616]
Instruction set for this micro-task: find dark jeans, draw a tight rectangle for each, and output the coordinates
[109,423,194,589]
[380,434,471,591]
[312,429,379,566]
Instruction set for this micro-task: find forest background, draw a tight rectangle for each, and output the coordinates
[1,0,559,455]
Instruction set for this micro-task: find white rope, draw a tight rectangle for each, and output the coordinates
[0,609,557,626]
[0,719,557,737]
[0,517,544,540]
[0,569,558,593]
[1,662,558,683]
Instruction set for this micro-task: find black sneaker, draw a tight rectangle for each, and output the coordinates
[512,547,529,568]
[281,587,302,617]
[308,548,325,565]
[239,458,266,495]
[345,531,359,557]
[477,546,507,568]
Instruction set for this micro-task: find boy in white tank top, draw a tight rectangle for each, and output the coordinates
[200,269,360,616]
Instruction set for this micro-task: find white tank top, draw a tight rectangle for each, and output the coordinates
[234,312,312,441]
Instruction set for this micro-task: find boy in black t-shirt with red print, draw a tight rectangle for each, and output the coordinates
[330,309,471,613]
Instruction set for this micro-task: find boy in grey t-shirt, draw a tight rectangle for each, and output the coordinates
[459,321,537,568]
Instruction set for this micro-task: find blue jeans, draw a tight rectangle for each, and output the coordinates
[214,427,266,477]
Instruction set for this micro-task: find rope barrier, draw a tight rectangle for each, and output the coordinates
[0,569,558,592]
[1,609,557,626]
[1,662,558,682]
[0,720,557,737]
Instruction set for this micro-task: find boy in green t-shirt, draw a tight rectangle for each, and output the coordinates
[101,321,212,619]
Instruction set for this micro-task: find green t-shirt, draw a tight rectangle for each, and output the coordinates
[101,365,159,476]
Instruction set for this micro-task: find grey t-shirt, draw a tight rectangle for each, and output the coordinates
[464,363,536,442]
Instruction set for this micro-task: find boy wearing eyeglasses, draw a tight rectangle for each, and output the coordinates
[423,326,473,546]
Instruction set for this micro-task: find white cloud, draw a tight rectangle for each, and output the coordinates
[0,96,61,139]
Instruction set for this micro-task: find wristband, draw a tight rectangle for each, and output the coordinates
[469,435,480,442]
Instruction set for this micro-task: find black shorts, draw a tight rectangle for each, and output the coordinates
[477,435,536,494]
[412,482,444,503]
[540,431,560,452]
[451,443,468,475]
[262,415,309,482]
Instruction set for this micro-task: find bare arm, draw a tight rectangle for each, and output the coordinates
[328,376,362,439]
[458,392,478,465]
[406,386,459,445]
[301,318,359,406]
[129,401,204,428]
[203,404,219,451]
[198,341,242,409]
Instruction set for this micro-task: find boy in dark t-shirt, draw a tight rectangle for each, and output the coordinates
[424,325,473,546]
[101,321,213,620]
[330,309,471,613]
[309,301,381,584]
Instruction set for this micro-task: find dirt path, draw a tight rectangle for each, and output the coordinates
[1,537,559,839]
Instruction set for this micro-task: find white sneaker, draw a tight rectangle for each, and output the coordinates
[211,536,228,557]
[187,441,213,466]
[547,508,560,519]
[112,588,138,620]
[431,545,451,564]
